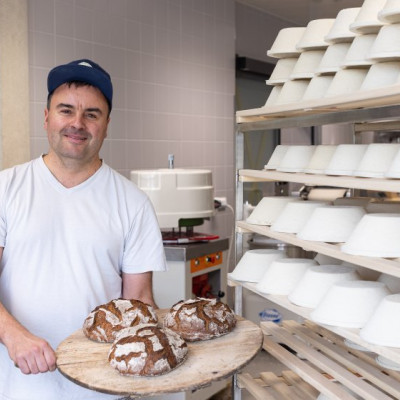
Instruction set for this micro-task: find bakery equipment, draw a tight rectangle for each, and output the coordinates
[310,280,390,328]
[303,144,337,174]
[360,293,400,346]
[156,238,229,306]
[290,49,325,80]
[267,27,306,58]
[349,0,386,34]
[246,196,301,225]
[229,249,286,283]
[130,157,214,230]
[256,258,317,295]
[271,200,329,234]
[342,33,377,68]
[297,205,366,243]
[368,22,400,61]
[325,67,369,97]
[288,264,360,308]
[325,7,360,43]
[152,240,230,400]
[342,213,400,257]
[266,57,298,85]
[130,156,228,300]
[276,145,315,172]
[131,159,230,399]
[379,0,400,23]
[296,19,335,51]
[302,75,334,100]
[274,79,310,105]
[316,42,352,75]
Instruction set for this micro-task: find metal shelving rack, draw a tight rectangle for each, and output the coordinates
[233,102,400,400]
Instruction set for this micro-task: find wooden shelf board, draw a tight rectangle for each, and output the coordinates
[261,321,400,400]
[236,221,400,278]
[235,84,400,124]
[237,370,318,400]
[238,169,400,193]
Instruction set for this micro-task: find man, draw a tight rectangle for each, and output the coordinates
[0,59,167,399]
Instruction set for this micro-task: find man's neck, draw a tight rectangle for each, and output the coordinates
[42,154,102,188]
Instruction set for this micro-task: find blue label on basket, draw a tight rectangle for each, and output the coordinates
[259,308,282,323]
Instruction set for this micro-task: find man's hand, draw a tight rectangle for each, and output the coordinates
[4,329,56,374]
[0,248,57,374]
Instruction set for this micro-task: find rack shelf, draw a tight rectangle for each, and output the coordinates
[234,97,400,399]
[237,369,318,399]
[259,320,400,400]
[236,221,400,277]
[236,87,400,128]
[239,169,400,193]
[229,277,400,365]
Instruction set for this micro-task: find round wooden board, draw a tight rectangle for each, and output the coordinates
[56,312,262,396]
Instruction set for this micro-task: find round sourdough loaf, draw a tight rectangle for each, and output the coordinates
[83,298,158,343]
[108,324,188,376]
[163,297,236,341]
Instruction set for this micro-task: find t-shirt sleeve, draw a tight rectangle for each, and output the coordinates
[121,198,167,273]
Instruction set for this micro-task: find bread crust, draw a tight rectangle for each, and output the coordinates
[108,324,188,376]
[163,297,236,341]
[83,298,158,343]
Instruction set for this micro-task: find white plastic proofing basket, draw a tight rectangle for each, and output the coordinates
[310,280,390,328]
[297,205,366,243]
[288,264,360,308]
[271,201,329,234]
[256,258,317,295]
[360,294,400,346]
[246,196,302,226]
[229,249,286,283]
[342,213,400,257]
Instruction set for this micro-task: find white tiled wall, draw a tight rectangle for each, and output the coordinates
[28,0,236,240]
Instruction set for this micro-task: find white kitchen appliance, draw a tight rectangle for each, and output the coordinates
[130,159,229,400]
[130,160,215,229]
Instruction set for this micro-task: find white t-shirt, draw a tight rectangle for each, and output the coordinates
[0,156,167,400]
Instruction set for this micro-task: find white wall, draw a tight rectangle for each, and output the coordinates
[0,0,30,169]
[28,0,236,240]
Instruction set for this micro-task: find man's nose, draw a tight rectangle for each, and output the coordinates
[70,113,85,129]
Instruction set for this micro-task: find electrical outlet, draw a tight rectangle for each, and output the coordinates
[214,197,227,210]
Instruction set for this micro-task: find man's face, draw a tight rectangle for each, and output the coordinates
[44,83,110,164]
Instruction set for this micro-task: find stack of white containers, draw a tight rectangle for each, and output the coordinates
[239,0,400,372]
[356,0,400,91]
[263,0,400,108]
[235,134,400,369]
[311,7,359,99]
[264,142,400,179]
[265,27,306,106]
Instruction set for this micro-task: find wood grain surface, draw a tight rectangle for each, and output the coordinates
[56,311,262,396]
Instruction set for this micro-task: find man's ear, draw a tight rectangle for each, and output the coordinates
[44,108,49,129]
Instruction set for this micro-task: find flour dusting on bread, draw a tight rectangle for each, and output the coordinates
[83,298,158,343]
[163,297,236,341]
[108,324,188,376]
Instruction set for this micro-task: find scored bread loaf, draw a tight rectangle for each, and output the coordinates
[83,298,158,343]
[108,324,188,376]
[163,297,236,341]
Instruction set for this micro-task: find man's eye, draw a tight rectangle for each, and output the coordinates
[60,109,71,114]
[86,113,98,119]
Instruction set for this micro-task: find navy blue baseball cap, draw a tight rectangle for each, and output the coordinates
[47,59,113,110]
